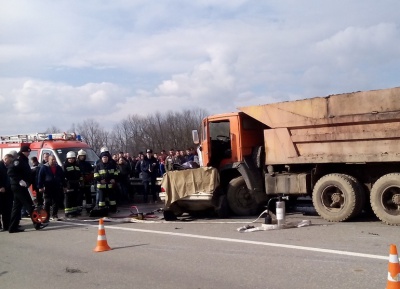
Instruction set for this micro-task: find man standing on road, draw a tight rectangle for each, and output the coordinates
[63,151,81,218]
[93,151,119,215]
[140,149,159,203]
[37,155,65,222]
[0,154,13,231]
[77,149,94,213]
[7,146,48,233]
[165,149,175,172]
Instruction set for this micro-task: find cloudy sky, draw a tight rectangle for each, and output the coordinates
[1,0,400,135]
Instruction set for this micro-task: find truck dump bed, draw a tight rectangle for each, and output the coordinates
[239,87,400,164]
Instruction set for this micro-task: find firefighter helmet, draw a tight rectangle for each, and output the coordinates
[77,149,86,156]
[66,151,76,158]
[100,147,109,153]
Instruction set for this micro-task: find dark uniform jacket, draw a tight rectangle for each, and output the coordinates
[117,162,131,185]
[94,161,119,189]
[77,160,94,187]
[0,160,11,190]
[140,156,159,181]
[7,152,32,186]
[63,161,82,190]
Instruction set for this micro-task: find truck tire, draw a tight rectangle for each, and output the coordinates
[227,176,259,216]
[312,173,358,222]
[163,209,177,221]
[252,146,264,169]
[341,174,366,218]
[215,195,230,218]
[370,173,400,226]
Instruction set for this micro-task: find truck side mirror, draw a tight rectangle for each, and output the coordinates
[192,130,200,144]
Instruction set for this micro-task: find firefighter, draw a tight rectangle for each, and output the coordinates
[77,149,94,213]
[99,146,116,165]
[93,151,119,216]
[63,151,82,218]
[7,146,47,232]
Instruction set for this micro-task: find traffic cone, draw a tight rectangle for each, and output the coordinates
[386,244,400,289]
[93,218,111,252]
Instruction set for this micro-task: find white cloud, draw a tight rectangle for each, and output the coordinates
[315,23,400,66]
[0,78,127,134]
[1,1,400,135]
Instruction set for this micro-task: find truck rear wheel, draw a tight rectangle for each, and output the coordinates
[370,173,400,226]
[227,176,258,216]
[341,174,366,218]
[312,173,358,222]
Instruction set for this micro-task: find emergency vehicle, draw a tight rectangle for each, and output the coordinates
[0,132,99,166]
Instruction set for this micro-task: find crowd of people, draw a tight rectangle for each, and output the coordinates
[98,147,199,207]
[0,145,199,233]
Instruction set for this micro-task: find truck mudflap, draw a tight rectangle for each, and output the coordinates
[160,167,220,216]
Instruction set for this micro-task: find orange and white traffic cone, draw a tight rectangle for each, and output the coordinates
[386,244,400,289]
[93,218,111,252]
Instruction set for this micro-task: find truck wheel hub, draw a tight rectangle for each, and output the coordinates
[331,193,342,203]
[392,194,400,206]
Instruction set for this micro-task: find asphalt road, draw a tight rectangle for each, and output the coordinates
[0,206,397,289]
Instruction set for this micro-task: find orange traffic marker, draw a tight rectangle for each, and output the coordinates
[387,244,400,289]
[93,218,111,252]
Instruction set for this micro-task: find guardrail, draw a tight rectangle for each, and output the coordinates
[130,177,162,186]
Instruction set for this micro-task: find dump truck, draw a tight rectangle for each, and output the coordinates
[162,87,400,225]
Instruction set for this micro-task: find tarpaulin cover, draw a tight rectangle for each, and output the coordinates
[161,167,220,206]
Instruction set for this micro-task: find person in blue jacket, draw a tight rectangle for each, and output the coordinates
[37,155,66,222]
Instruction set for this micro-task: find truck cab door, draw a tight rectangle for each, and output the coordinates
[208,119,232,168]
[200,119,211,167]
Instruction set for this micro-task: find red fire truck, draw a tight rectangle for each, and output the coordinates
[0,132,98,166]
[0,133,99,222]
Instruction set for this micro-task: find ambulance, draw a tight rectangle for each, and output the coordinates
[0,132,99,166]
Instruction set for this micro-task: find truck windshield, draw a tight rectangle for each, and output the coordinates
[209,121,231,167]
[55,148,99,165]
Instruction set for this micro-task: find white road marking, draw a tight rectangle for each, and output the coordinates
[54,221,388,261]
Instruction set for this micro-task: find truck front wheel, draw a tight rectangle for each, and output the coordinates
[370,173,400,226]
[312,174,358,222]
[227,176,259,216]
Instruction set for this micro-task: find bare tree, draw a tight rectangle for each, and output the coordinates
[44,126,62,133]
[76,119,107,154]
[72,108,208,155]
